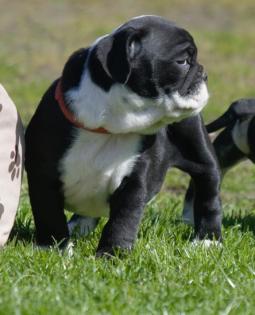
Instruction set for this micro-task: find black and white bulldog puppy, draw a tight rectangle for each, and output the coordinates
[183,98,255,225]
[25,15,222,256]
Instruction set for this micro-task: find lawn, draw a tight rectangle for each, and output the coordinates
[1,0,255,314]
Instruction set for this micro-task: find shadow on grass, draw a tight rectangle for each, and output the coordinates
[223,214,255,236]
[9,217,35,245]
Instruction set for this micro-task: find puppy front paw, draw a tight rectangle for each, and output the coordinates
[195,219,222,242]
[96,247,131,258]
[96,247,116,258]
[96,242,132,258]
[191,239,222,248]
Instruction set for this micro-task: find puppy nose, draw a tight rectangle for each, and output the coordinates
[202,72,208,82]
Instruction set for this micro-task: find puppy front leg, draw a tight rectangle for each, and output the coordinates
[182,158,222,241]
[191,165,222,241]
[181,153,222,240]
[169,115,222,241]
[183,125,245,226]
[27,175,69,248]
[96,178,145,257]
[180,154,221,240]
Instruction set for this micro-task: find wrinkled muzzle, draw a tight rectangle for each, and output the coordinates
[179,64,206,97]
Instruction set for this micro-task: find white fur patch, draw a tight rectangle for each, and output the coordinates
[66,71,208,134]
[60,132,140,218]
[232,117,252,154]
[65,241,74,258]
[170,82,208,114]
[191,239,222,248]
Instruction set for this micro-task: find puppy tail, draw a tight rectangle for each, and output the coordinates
[206,98,255,133]
[206,111,235,133]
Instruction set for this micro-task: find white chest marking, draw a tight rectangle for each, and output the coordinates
[59,131,140,217]
[232,117,252,155]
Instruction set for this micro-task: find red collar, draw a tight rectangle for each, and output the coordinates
[55,80,110,134]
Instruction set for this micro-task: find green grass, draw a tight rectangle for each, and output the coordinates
[1,0,255,314]
[2,194,255,315]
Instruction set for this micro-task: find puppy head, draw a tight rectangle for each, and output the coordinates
[65,15,209,134]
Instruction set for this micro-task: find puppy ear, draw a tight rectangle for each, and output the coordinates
[97,28,143,84]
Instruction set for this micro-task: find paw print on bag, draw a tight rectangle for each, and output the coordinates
[8,144,21,181]
[0,203,4,220]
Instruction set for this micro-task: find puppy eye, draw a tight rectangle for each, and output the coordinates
[128,38,142,59]
[176,59,188,66]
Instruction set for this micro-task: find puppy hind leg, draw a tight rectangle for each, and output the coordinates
[68,214,99,237]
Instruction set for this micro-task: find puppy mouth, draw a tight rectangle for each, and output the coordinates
[167,78,209,120]
[178,64,206,97]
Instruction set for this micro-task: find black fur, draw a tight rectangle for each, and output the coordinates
[97,116,222,255]
[207,99,255,133]
[248,117,255,160]
[183,98,255,225]
[25,16,222,255]
[207,98,255,168]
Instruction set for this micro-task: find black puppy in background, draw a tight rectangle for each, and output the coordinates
[207,99,255,169]
[25,15,222,256]
[183,99,255,225]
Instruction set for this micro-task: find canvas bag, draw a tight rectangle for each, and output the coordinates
[0,84,24,246]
